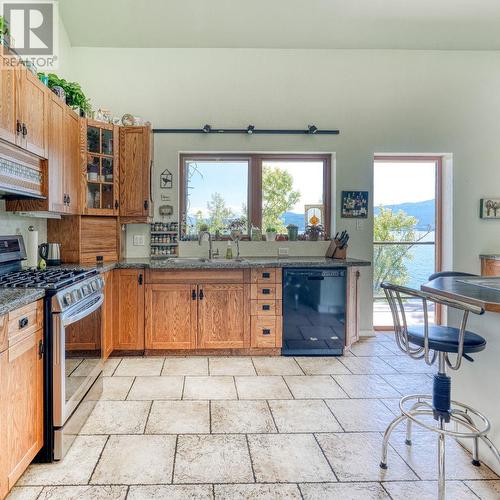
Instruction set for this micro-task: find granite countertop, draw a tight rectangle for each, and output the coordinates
[74,256,370,271]
[0,289,45,316]
[422,276,500,312]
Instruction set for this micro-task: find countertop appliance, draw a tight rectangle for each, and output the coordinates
[0,235,104,461]
[39,243,62,266]
[282,268,346,356]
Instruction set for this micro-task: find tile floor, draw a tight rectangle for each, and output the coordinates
[10,333,500,500]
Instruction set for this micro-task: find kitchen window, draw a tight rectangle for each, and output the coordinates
[179,154,331,239]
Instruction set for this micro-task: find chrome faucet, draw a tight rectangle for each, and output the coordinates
[198,231,213,260]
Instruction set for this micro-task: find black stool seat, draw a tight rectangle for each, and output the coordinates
[407,325,487,354]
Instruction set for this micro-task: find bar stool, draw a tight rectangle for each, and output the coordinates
[379,282,500,500]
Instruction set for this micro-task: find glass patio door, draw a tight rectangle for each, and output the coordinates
[373,157,442,328]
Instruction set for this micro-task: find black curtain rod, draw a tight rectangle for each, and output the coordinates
[152,125,339,135]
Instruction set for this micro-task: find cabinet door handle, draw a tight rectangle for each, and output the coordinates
[67,195,71,205]
[115,200,119,210]
[262,304,271,311]
[262,288,271,295]
[22,123,27,137]
[16,120,22,135]
[262,328,271,335]
[199,289,204,300]
[192,289,197,300]
[262,272,270,278]
[38,340,44,359]
[19,317,29,329]
[144,200,149,210]
[138,273,143,285]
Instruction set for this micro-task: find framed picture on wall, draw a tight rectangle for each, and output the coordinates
[160,169,173,189]
[480,198,500,219]
[341,191,369,218]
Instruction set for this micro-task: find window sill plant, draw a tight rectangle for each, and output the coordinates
[265,227,277,242]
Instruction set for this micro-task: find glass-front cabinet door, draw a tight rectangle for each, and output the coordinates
[81,119,119,215]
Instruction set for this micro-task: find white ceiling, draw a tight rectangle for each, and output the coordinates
[59,0,500,50]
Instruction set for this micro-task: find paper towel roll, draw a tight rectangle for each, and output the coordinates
[26,226,38,269]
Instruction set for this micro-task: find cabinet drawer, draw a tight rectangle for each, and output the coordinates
[251,316,282,348]
[7,301,43,348]
[250,300,282,316]
[250,284,282,300]
[251,268,280,284]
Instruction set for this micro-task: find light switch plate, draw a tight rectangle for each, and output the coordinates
[133,235,145,246]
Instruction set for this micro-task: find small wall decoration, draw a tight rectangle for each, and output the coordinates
[160,168,173,189]
[480,198,500,219]
[341,191,369,218]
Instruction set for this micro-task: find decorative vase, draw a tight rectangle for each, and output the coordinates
[266,232,277,242]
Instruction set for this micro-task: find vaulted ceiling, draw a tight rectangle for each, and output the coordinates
[59,0,500,50]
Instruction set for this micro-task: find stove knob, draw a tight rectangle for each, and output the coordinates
[63,293,72,306]
[72,290,80,302]
[91,280,98,291]
[83,284,90,296]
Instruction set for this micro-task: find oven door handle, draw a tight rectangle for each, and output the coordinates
[61,293,104,327]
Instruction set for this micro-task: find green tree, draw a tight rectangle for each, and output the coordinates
[373,207,429,294]
[193,210,205,232]
[206,192,235,233]
[262,167,301,232]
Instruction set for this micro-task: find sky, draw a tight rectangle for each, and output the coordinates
[186,160,324,216]
[373,161,436,206]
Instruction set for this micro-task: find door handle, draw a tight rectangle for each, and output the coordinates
[262,329,271,335]
[138,273,143,285]
[199,289,204,300]
[16,120,22,135]
[262,272,270,279]
[144,200,149,210]
[307,276,325,280]
[67,195,71,205]
[262,304,271,311]
[22,123,27,137]
[192,289,197,300]
[262,288,271,295]
[19,317,29,329]
[38,340,44,359]
[115,200,119,210]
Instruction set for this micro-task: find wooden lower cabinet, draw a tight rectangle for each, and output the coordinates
[481,257,500,276]
[113,269,145,351]
[145,284,197,349]
[198,284,248,349]
[102,271,114,359]
[0,320,43,499]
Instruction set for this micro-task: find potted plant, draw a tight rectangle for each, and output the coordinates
[0,15,10,47]
[41,73,92,116]
[265,226,277,242]
[287,224,299,241]
[305,223,324,241]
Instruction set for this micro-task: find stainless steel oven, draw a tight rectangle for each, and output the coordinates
[51,275,105,459]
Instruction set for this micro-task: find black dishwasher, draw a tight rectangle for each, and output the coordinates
[282,268,346,356]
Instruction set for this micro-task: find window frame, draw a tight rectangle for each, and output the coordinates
[179,153,331,238]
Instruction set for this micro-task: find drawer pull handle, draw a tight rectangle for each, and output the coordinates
[262,288,271,295]
[19,317,29,329]
[192,289,197,300]
[262,328,271,335]
[262,272,270,278]
[262,304,271,311]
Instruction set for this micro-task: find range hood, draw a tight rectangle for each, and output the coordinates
[0,155,45,199]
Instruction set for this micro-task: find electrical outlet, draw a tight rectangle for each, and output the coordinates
[278,247,289,256]
[133,235,145,246]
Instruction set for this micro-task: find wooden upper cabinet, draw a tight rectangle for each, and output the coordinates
[81,119,119,216]
[119,126,152,220]
[17,67,48,158]
[0,54,17,145]
[64,109,80,214]
[145,284,197,350]
[114,269,145,351]
[198,284,248,349]
[47,95,66,212]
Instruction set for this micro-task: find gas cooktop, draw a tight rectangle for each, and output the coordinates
[0,268,96,290]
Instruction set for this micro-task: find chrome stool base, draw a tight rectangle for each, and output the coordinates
[380,394,500,500]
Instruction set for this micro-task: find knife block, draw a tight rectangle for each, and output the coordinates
[326,240,348,259]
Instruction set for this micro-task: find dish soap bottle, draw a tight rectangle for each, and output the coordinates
[225,241,233,259]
